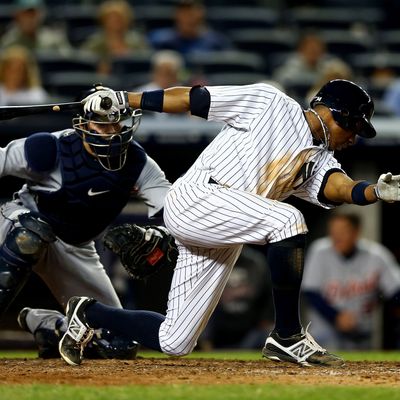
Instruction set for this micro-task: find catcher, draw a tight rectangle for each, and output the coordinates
[20,223,178,358]
[1,85,172,359]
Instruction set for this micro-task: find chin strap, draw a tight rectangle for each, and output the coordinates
[308,108,330,149]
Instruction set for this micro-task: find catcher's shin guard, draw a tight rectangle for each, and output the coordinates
[0,213,55,317]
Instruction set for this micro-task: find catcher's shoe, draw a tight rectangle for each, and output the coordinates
[262,325,344,367]
[17,307,64,359]
[59,296,95,366]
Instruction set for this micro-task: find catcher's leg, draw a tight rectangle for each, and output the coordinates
[34,239,122,309]
[18,307,139,360]
[0,212,55,317]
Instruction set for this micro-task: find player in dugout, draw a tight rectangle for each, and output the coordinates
[59,79,400,367]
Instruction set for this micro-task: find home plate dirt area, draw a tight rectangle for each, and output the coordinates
[1,358,400,386]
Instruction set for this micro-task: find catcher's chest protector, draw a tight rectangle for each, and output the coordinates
[34,133,147,244]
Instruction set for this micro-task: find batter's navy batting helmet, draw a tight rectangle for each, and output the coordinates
[310,79,376,138]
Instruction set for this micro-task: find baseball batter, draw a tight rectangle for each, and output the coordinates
[0,86,170,357]
[58,80,400,367]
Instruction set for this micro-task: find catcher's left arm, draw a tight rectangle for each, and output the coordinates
[103,223,178,280]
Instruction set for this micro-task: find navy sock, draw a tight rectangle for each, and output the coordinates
[267,234,306,338]
[85,302,165,352]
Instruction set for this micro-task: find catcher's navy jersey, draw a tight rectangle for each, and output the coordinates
[0,128,170,310]
[0,129,170,244]
[31,132,146,244]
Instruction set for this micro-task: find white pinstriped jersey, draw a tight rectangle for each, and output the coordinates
[160,83,345,356]
[183,83,343,207]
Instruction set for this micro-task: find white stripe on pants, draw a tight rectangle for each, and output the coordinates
[160,176,307,355]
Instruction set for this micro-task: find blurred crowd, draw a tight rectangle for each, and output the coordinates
[2,0,400,115]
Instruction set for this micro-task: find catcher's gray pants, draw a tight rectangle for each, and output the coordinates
[0,200,121,310]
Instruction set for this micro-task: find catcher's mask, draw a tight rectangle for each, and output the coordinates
[73,89,142,171]
[310,79,376,139]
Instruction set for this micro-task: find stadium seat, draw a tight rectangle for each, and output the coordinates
[135,5,174,31]
[350,52,400,77]
[319,29,376,58]
[207,7,280,32]
[379,30,400,53]
[186,50,265,75]
[287,7,384,30]
[37,52,99,83]
[111,53,153,77]
[206,72,269,86]
[230,29,297,74]
[43,72,123,100]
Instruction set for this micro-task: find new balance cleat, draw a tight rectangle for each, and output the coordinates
[262,325,344,367]
[59,296,95,366]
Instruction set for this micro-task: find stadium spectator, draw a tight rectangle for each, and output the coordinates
[80,0,149,75]
[273,32,344,101]
[135,50,186,91]
[302,212,400,350]
[382,79,400,117]
[306,59,353,104]
[148,0,232,56]
[0,0,71,56]
[0,45,48,106]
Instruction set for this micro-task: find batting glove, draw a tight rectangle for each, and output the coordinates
[82,87,129,121]
[374,172,400,202]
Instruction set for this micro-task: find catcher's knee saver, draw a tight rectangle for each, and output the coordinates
[0,213,55,316]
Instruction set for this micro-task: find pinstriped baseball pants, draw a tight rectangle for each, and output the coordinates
[160,174,307,355]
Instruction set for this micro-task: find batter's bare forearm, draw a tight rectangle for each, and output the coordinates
[127,87,191,114]
[324,172,378,205]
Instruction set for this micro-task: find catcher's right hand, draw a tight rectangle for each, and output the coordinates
[103,223,178,280]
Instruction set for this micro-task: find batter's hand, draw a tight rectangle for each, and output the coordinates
[375,172,400,203]
[82,86,129,121]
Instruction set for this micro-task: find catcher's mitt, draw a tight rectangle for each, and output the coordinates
[103,223,178,280]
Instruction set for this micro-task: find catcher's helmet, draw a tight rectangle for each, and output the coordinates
[73,85,142,171]
[310,79,376,138]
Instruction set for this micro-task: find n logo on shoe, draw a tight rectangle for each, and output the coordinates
[69,319,87,342]
[290,342,315,359]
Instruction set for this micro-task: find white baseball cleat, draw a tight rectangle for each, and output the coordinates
[59,296,95,366]
[262,324,344,367]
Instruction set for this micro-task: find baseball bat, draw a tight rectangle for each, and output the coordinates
[0,97,112,121]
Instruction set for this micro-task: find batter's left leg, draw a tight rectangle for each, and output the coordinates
[159,244,243,356]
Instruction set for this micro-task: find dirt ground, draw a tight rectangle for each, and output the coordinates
[1,357,400,386]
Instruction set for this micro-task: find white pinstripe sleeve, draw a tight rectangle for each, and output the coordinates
[294,152,345,209]
[206,83,280,129]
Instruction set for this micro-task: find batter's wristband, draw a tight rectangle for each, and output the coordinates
[351,181,373,205]
[140,90,164,112]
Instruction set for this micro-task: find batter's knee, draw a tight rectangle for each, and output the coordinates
[271,204,307,242]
